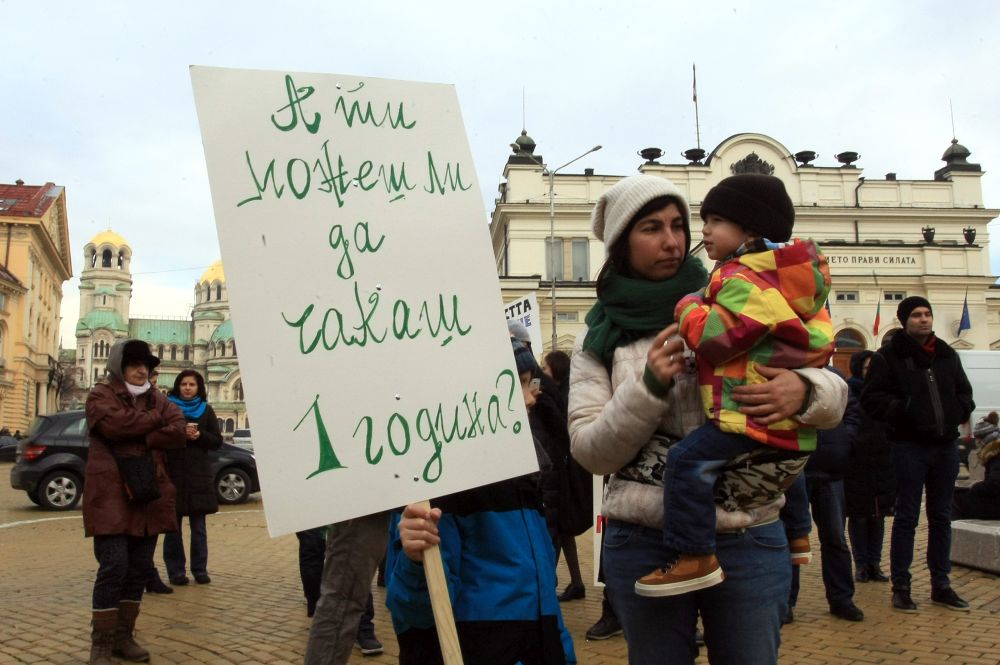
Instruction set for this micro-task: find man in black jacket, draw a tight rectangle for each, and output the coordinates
[861,296,974,613]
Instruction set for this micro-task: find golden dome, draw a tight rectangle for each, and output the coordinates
[199,260,225,284]
[89,229,129,248]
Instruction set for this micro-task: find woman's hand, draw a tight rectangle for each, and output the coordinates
[398,503,442,563]
[731,365,808,424]
[646,324,686,387]
[185,423,201,441]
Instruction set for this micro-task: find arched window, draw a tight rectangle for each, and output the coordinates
[170,345,177,361]
[218,342,225,357]
[101,249,113,268]
[183,346,190,361]
[230,341,237,356]
[834,329,866,351]
[157,344,165,358]
[216,284,222,300]
[217,418,224,432]
[225,418,235,433]
[234,380,244,401]
[205,285,211,301]
[90,251,97,268]
[117,252,124,269]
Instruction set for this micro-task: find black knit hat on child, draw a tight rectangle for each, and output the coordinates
[699,174,795,242]
[896,296,932,325]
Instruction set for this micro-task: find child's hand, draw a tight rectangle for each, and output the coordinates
[646,324,685,387]
[398,503,443,563]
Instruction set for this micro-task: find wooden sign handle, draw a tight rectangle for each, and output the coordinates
[416,499,464,665]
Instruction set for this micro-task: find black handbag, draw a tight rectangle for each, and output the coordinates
[116,452,162,503]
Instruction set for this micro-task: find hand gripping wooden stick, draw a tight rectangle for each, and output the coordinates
[416,499,464,664]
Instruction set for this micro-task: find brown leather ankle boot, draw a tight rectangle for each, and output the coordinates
[114,600,151,662]
[89,608,118,665]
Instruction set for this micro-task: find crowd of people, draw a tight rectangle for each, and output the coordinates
[78,173,989,665]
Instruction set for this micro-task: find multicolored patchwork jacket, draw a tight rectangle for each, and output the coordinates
[675,238,834,451]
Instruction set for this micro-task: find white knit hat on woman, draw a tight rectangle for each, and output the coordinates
[591,175,690,256]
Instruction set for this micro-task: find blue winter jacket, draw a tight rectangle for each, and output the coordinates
[386,474,576,664]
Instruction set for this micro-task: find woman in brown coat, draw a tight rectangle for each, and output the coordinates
[83,339,186,664]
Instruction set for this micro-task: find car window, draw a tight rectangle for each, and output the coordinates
[28,416,51,437]
[60,416,88,437]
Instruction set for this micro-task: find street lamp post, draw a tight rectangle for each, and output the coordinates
[517,145,602,350]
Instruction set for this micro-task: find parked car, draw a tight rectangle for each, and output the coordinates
[0,435,19,463]
[231,428,253,452]
[9,409,260,511]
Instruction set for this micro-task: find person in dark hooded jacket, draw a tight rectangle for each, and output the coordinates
[844,351,895,583]
[83,339,186,664]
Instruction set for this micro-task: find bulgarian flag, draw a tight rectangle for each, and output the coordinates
[873,298,882,336]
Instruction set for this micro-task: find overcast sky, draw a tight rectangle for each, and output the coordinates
[3,0,999,349]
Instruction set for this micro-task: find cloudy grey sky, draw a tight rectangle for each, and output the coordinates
[3,0,998,348]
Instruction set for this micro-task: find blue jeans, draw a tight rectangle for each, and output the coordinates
[164,513,208,578]
[779,474,813,540]
[786,477,854,609]
[604,519,789,665]
[847,516,885,568]
[662,423,760,554]
[890,441,959,590]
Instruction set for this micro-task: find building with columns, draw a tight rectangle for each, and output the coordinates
[491,132,998,375]
[72,230,247,433]
[0,180,73,431]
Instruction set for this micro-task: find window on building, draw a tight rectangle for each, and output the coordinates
[157,344,165,358]
[556,312,579,322]
[234,380,244,401]
[545,238,564,281]
[225,418,235,433]
[884,291,906,302]
[571,239,589,281]
[0,293,6,310]
[170,345,177,361]
[117,252,124,269]
[834,328,865,350]
[94,367,99,382]
[183,346,190,361]
[205,285,211,301]
[835,292,859,302]
[102,249,113,268]
[216,285,222,300]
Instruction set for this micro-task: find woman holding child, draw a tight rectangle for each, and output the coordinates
[567,175,847,664]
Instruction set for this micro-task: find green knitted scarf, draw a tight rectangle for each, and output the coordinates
[583,258,709,368]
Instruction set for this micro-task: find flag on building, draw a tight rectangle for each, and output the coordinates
[873,298,881,336]
[958,290,971,335]
[692,63,698,103]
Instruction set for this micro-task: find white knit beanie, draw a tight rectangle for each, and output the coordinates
[591,175,690,256]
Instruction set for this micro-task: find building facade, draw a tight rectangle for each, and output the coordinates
[491,132,999,374]
[72,230,247,433]
[0,180,73,432]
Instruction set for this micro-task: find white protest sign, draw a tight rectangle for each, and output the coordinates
[191,66,538,537]
[503,292,544,356]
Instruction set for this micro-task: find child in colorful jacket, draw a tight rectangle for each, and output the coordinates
[636,174,835,597]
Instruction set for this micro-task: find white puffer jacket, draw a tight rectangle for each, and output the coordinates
[569,333,848,531]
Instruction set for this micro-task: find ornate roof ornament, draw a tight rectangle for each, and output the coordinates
[730,152,774,176]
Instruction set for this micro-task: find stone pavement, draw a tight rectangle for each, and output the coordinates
[1,462,998,664]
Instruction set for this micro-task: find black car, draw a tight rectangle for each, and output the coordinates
[9,410,260,511]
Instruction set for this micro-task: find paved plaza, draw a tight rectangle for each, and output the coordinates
[1,462,997,664]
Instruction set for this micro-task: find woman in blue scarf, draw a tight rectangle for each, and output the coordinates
[161,370,222,586]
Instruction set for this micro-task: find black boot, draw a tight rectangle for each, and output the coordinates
[867,563,889,582]
[891,585,917,613]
